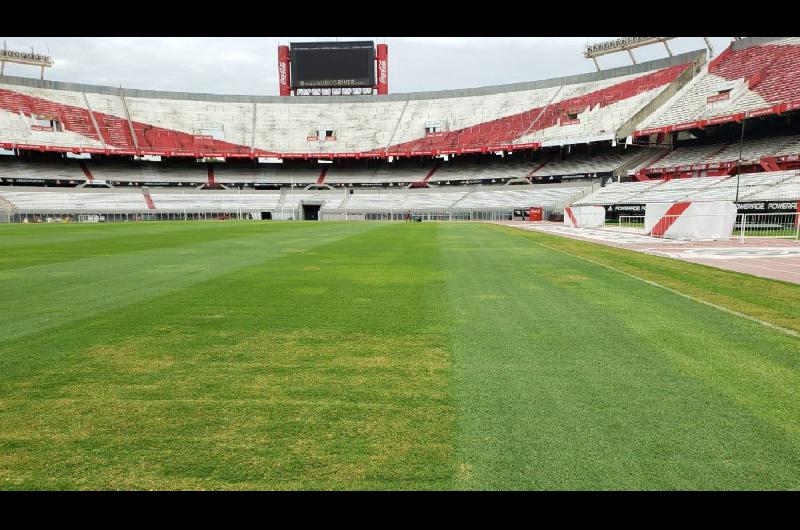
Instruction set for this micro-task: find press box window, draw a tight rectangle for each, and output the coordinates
[316,128,336,141]
[31,115,62,132]
[425,122,442,135]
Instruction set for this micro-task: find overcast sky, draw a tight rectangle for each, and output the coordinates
[0,37,735,95]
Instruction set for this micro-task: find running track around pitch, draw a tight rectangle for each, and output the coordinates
[502,222,800,284]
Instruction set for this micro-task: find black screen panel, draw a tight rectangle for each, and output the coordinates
[290,41,375,88]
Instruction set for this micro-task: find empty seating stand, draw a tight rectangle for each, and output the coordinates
[0,50,698,160]
[0,183,590,218]
[636,38,800,137]
[643,135,800,177]
[0,150,644,187]
[576,170,800,205]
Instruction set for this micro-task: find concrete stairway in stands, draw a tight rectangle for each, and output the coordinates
[562,181,602,208]
[616,148,669,178]
[448,190,474,209]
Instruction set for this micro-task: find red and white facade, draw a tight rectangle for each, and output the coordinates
[635,38,800,138]
[645,201,738,240]
[563,205,605,227]
[0,52,697,161]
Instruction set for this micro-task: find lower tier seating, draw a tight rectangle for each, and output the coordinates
[0,183,590,214]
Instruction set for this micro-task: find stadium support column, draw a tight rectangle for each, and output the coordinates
[376,44,388,95]
[278,45,291,96]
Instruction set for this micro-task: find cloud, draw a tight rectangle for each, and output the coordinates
[0,37,733,96]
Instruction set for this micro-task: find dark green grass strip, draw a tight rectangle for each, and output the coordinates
[439,223,800,490]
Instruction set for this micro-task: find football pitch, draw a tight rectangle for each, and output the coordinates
[1,221,798,490]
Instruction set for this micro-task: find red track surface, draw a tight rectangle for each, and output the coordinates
[503,221,800,284]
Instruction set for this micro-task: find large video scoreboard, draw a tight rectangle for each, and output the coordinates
[289,41,376,89]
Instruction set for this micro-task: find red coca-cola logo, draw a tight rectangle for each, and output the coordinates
[378,60,387,84]
[279,62,288,86]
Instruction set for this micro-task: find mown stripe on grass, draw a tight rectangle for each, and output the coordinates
[0,222,379,343]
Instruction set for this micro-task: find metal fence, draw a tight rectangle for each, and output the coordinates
[4,208,525,224]
[319,209,518,222]
[617,215,645,230]
[737,212,800,241]
[8,211,263,223]
[609,212,799,240]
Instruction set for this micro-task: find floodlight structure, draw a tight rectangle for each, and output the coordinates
[584,37,677,71]
[0,42,54,80]
[584,37,723,71]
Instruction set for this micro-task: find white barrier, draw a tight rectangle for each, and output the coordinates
[563,205,605,228]
[645,201,737,240]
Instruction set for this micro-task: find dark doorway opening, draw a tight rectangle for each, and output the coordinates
[302,204,321,221]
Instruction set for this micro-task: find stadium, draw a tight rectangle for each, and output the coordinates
[0,36,799,491]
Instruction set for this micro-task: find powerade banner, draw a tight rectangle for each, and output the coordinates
[604,201,799,219]
[605,204,645,219]
[735,201,799,213]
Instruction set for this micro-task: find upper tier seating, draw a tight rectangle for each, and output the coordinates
[637,37,800,134]
[0,52,697,159]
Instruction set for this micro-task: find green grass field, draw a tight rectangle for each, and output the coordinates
[1,221,799,490]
